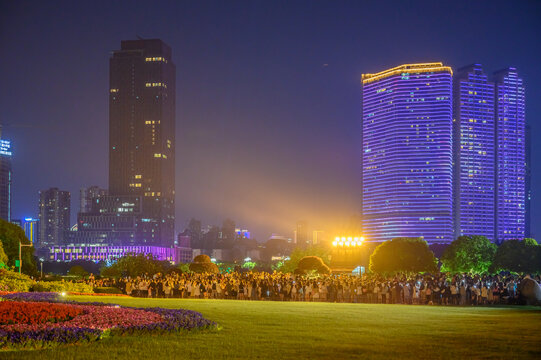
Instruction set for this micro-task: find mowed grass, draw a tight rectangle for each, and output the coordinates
[4,296,541,360]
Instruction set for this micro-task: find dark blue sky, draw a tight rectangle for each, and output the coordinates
[1,0,540,240]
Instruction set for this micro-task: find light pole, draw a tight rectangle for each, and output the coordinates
[18,241,33,274]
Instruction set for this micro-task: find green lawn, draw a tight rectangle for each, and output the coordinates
[4,296,541,359]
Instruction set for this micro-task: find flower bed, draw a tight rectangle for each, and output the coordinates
[0,293,217,349]
[0,301,83,325]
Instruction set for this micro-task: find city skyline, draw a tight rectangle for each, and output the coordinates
[2,1,539,241]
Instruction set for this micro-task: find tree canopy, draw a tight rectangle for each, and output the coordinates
[489,239,541,274]
[189,254,219,274]
[100,253,170,278]
[440,235,496,274]
[0,219,36,275]
[296,256,331,275]
[0,240,8,267]
[279,246,330,273]
[369,237,437,275]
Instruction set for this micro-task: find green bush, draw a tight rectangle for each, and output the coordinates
[94,286,123,294]
[0,268,35,291]
[296,256,330,275]
[189,262,219,274]
[31,281,94,293]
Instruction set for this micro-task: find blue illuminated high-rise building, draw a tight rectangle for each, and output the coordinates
[494,68,526,242]
[453,64,495,239]
[0,134,12,222]
[361,63,454,243]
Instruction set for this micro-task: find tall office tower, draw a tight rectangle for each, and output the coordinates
[361,63,453,243]
[494,68,525,242]
[109,39,176,246]
[38,188,70,247]
[23,218,39,244]
[453,64,495,239]
[0,136,12,222]
[525,124,531,238]
[295,220,308,246]
[80,186,108,213]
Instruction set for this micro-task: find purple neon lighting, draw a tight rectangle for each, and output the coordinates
[361,64,453,243]
[494,68,526,242]
[453,64,495,239]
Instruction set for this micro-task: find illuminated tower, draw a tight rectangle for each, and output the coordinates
[494,68,525,242]
[453,64,495,239]
[361,63,453,243]
[525,124,531,238]
[109,39,176,246]
[0,136,12,222]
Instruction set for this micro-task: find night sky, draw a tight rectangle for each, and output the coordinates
[1,0,540,241]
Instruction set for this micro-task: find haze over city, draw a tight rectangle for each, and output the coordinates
[1,0,539,240]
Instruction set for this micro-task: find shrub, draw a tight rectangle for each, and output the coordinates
[189,262,219,274]
[193,254,212,263]
[296,256,330,275]
[0,269,35,292]
[31,281,94,293]
[189,254,219,274]
[94,287,123,294]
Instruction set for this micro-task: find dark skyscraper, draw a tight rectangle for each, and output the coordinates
[109,39,176,246]
[0,134,12,222]
[38,188,70,247]
[494,68,525,242]
[453,64,495,239]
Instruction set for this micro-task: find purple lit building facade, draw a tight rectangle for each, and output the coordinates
[453,64,495,238]
[50,244,192,264]
[361,63,454,243]
[494,68,526,242]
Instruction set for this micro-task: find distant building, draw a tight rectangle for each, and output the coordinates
[38,188,70,247]
[23,217,39,244]
[109,39,176,246]
[312,230,324,245]
[50,244,191,264]
[74,195,142,245]
[361,63,454,243]
[525,124,531,238]
[295,221,308,246]
[0,136,12,222]
[80,186,108,213]
[453,64,495,239]
[11,219,22,227]
[235,228,250,240]
[494,68,526,242]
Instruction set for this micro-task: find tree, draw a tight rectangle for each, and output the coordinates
[100,253,170,278]
[369,237,438,275]
[296,256,331,275]
[440,235,496,274]
[68,265,89,278]
[279,246,330,273]
[0,219,37,275]
[490,239,541,274]
[0,240,8,267]
[189,254,219,274]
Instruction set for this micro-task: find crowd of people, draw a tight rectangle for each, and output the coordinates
[85,272,538,306]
